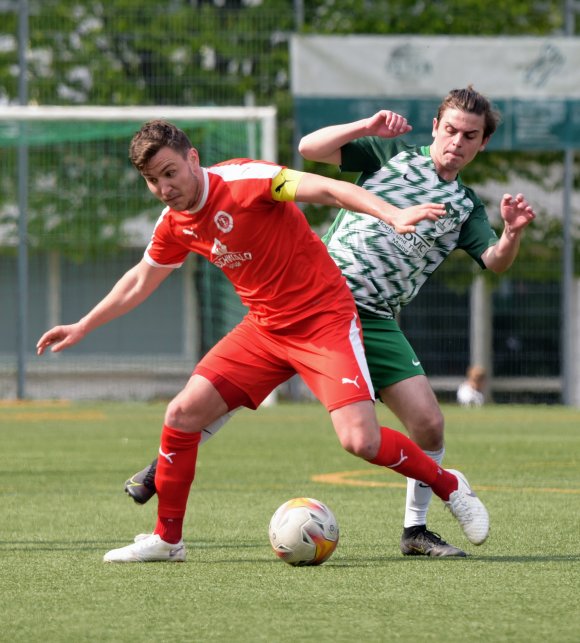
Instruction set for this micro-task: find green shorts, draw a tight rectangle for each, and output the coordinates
[358,312,425,394]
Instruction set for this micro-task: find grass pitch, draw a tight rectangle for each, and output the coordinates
[1,401,579,642]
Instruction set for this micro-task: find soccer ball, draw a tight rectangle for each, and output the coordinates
[268,497,339,566]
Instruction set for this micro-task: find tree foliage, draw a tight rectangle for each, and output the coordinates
[302,0,563,35]
[0,0,576,272]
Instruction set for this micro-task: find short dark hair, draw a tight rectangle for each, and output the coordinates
[436,86,501,139]
[129,120,193,171]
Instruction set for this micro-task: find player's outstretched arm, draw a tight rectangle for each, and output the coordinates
[298,110,412,165]
[481,193,536,273]
[36,259,174,355]
[295,172,444,235]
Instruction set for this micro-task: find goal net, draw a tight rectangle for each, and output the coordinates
[0,105,277,400]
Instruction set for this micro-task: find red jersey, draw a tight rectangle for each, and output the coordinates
[144,159,354,329]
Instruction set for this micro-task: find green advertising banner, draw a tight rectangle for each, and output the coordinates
[291,36,580,150]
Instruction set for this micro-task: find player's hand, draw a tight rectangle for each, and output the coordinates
[36,323,85,355]
[500,193,536,233]
[365,110,412,139]
[389,203,446,234]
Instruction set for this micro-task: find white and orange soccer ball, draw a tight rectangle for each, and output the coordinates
[268,497,339,566]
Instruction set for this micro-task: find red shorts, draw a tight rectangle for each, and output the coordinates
[194,311,374,412]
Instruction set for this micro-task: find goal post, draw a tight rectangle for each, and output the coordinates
[1,104,277,400]
[0,104,277,162]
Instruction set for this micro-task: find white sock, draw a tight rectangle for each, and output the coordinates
[199,408,238,445]
[403,447,445,528]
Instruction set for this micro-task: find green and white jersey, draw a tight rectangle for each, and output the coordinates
[323,137,498,320]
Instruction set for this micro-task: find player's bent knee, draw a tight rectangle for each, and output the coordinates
[338,433,380,461]
[164,404,185,429]
[165,375,230,432]
[408,412,444,450]
[331,401,381,459]
[164,399,199,432]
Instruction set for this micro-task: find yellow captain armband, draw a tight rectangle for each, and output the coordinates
[271,168,304,202]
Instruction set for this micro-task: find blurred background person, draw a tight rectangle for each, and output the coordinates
[457,365,488,406]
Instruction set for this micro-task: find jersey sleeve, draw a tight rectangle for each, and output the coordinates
[271,168,305,202]
[458,189,499,268]
[144,209,189,268]
[340,137,404,174]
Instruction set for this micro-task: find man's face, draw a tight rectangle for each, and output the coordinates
[430,108,489,180]
[141,146,202,212]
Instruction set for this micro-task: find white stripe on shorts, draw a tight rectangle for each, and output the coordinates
[349,313,375,401]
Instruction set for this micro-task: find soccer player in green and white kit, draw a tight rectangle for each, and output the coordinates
[124,87,535,557]
[297,85,536,556]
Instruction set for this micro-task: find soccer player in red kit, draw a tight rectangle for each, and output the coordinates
[36,120,489,563]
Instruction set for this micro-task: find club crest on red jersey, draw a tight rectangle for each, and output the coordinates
[214,211,234,233]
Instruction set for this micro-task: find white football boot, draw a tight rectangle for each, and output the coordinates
[444,469,489,545]
[103,534,186,563]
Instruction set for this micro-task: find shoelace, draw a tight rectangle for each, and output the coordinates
[422,530,448,545]
[406,527,447,545]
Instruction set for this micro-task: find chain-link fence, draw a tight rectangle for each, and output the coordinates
[1,0,578,403]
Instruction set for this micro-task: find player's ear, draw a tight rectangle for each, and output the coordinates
[479,136,490,152]
[431,117,439,138]
[187,147,200,167]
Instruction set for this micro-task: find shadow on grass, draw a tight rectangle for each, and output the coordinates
[0,540,128,552]
[182,553,580,566]
[0,539,267,552]
[328,554,580,566]
[2,541,579,565]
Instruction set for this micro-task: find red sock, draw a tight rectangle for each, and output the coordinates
[155,516,184,545]
[369,426,458,501]
[154,425,202,544]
